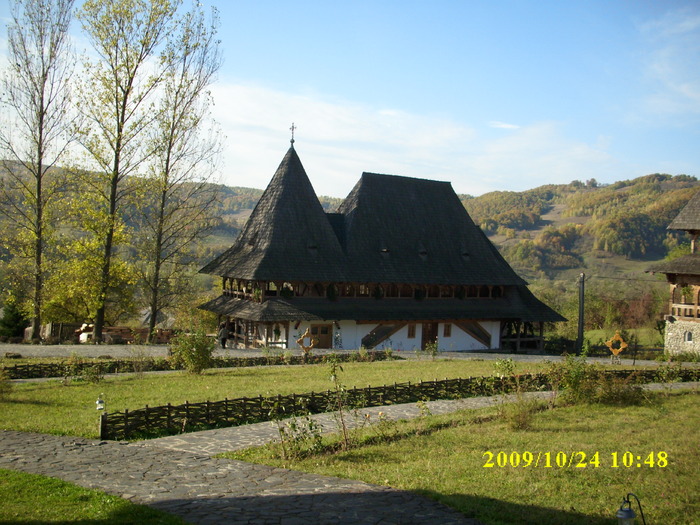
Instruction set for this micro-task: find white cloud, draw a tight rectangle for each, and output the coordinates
[211,81,478,196]
[638,7,700,118]
[210,82,624,197]
[488,121,520,130]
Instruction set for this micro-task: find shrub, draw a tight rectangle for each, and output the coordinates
[129,348,153,378]
[500,397,544,431]
[81,364,105,384]
[0,301,28,338]
[594,373,645,406]
[62,353,104,384]
[493,358,516,378]
[0,368,12,400]
[169,330,215,374]
[546,354,646,406]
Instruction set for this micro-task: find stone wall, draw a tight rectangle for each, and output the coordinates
[664,318,700,355]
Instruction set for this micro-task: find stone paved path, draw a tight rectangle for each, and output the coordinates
[0,429,476,524]
[1,378,696,525]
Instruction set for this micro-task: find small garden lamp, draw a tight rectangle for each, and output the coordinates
[616,493,646,525]
[96,394,105,412]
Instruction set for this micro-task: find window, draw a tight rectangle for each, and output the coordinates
[685,331,693,343]
[443,323,452,337]
[407,324,416,338]
[340,284,355,297]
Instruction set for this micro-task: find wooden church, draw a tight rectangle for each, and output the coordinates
[199,143,563,352]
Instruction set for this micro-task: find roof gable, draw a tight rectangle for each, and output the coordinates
[200,147,346,281]
[668,189,700,232]
[337,173,525,285]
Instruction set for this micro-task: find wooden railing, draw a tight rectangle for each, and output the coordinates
[670,303,700,319]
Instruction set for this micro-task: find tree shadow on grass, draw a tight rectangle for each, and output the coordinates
[145,490,615,525]
[428,491,614,525]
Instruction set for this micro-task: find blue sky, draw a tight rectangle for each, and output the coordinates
[2,1,699,197]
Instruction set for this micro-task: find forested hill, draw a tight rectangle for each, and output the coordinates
[460,174,699,280]
[203,173,698,281]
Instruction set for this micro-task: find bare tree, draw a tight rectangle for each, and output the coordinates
[76,0,179,342]
[137,4,223,341]
[0,0,76,339]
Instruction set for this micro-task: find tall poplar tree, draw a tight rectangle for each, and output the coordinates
[0,0,76,339]
[76,0,179,342]
[138,4,223,341]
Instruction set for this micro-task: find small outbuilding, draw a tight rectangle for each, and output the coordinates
[199,143,563,352]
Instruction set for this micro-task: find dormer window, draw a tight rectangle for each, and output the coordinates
[418,244,428,261]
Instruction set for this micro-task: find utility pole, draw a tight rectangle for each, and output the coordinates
[576,272,585,354]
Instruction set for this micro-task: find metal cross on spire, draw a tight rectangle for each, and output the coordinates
[290,122,296,145]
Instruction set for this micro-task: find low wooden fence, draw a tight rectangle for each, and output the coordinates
[98,368,699,441]
[2,351,393,380]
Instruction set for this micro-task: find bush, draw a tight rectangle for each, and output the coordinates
[546,354,646,406]
[0,301,28,338]
[0,368,12,400]
[169,331,215,374]
[594,373,645,405]
[500,396,545,431]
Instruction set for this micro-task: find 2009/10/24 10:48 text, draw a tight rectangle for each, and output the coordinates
[482,451,668,468]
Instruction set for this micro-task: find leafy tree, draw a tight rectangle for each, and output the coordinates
[136,2,223,341]
[76,0,179,342]
[0,0,76,339]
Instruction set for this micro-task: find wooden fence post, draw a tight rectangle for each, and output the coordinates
[99,412,107,440]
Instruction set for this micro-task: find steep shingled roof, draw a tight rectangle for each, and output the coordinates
[200,147,346,281]
[668,189,700,232]
[201,158,527,286]
[202,149,536,288]
[199,291,564,323]
[647,254,700,276]
[337,173,526,285]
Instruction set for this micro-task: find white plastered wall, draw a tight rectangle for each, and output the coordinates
[289,320,501,352]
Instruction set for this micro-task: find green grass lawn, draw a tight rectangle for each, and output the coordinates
[0,468,185,524]
[0,358,531,437]
[1,358,673,438]
[224,390,700,525]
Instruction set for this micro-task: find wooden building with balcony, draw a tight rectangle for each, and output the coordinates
[648,189,700,354]
[199,143,564,352]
